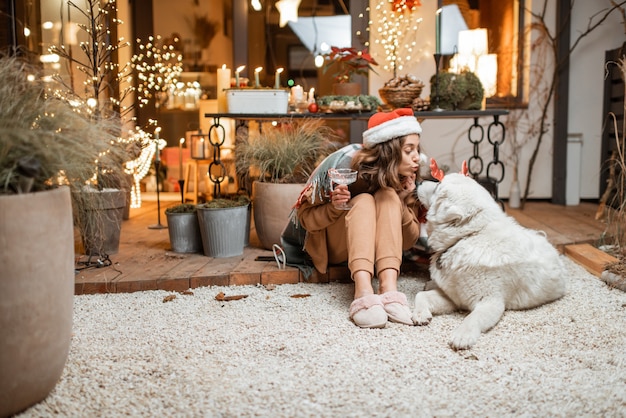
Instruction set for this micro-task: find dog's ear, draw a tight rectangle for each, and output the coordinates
[439,203,465,225]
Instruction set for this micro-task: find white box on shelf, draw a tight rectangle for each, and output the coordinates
[226,89,289,114]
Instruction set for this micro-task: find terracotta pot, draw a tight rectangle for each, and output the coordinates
[0,187,74,417]
[332,82,361,96]
[252,181,305,251]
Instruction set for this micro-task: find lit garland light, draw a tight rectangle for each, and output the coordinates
[371,0,423,78]
[131,35,184,109]
[48,0,135,121]
[123,123,166,208]
[45,1,187,209]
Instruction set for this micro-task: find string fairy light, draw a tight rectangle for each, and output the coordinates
[131,35,184,109]
[370,0,423,77]
[123,122,166,208]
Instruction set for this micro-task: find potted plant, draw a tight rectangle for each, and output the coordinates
[429,70,485,111]
[0,55,131,416]
[165,203,203,253]
[235,118,339,250]
[49,0,140,256]
[197,196,251,257]
[323,46,379,96]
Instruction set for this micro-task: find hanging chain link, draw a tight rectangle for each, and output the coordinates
[486,115,506,184]
[467,117,485,177]
[207,117,227,198]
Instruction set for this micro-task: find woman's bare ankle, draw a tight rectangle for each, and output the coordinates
[378,268,399,294]
[353,271,374,299]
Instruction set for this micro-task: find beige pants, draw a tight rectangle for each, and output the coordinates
[326,188,406,278]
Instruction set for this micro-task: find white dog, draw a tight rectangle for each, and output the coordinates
[412,171,567,350]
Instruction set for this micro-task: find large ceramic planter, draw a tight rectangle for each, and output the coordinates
[252,181,305,250]
[166,211,203,253]
[197,204,250,257]
[0,187,74,417]
[75,188,125,256]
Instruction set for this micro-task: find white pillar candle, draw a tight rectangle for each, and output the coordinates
[154,128,161,162]
[254,66,263,88]
[235,65,245,88]
[291,85,303,102]
[178,137,185,178]
[217,64,231,112]
[435,8,442,55]
[275,67,284,89]
[197,137,205,159]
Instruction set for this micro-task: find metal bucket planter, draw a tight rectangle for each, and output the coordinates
[165,207,203,253]
[197,201,250,258]
[75,188,125,256]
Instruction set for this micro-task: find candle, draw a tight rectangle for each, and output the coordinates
[235,65,245,88]
[178,137,185,179]
[435,8,442,55]
[308,87,315,103]
[254,66,263,88]
[198,138,205,159]
[154,128,161,162]
[291,85,303,102]
[217,64,231,112]
[275,67,284,89]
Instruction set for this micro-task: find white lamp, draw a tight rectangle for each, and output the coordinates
[458,28,488,58]
[452,28,498,99]
[476,54,498,97]
[275,0,301,28]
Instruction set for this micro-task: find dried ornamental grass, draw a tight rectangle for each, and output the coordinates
[0,56,130,196]
[235,118,339,184]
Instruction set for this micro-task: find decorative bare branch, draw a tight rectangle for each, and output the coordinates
[518,0,626,207]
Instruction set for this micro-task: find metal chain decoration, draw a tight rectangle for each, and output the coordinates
[467,118,485,178]
[486,115,506,185]
[207,117,227,198]
[467,115,506,204]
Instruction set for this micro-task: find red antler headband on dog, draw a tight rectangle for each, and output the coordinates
[429,158,469,181]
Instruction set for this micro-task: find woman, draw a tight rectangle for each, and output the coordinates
[291,108,424,328]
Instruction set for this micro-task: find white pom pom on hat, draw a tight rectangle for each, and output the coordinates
[362,108,422,147]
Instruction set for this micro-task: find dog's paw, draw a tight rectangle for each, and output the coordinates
[449,325,480,350]
[411,309,432,326]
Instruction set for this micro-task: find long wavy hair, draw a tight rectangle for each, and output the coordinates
[351,136,421,194]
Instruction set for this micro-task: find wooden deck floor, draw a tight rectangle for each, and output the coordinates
[74,193,609,295]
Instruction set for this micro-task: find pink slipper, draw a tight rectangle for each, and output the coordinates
[381,291,413,326]
[349,294,387,328]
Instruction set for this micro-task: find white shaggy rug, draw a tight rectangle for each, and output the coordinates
[18,257,626,417]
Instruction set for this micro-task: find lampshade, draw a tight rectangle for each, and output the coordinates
[440,4,468,55]
[275,0,301,28]
[288,15,351,53]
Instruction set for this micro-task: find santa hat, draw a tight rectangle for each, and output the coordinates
[362,108,422,147]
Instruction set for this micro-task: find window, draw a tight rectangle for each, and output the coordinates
[444,0,529,107]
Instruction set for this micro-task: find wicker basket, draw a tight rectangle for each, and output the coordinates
[378,85,423,109]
